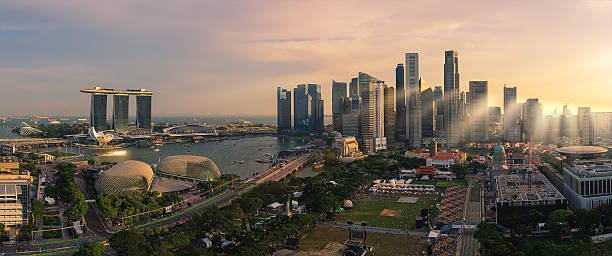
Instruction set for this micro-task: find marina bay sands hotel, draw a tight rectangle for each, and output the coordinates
[81,87,152,133]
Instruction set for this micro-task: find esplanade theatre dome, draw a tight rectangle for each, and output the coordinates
[159,155,221,180]
[95,160,154,194]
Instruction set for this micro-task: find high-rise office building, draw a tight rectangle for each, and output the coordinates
[489,106,502,140]
[358,72,386,153]
[112,95,129,133]
[91,94,108,131]
[349,77,359,98]
[421,87,435,139]
[522,98,543,142]
[561,105,578,138]
[593,112,612,141]
[384,86,395,147]
[460,91,469,142]
[503,86,520,142]
[577,107,594,145]
[443,50,461,147]
[433,86,444,135]
[406,53,422,149]
[277,87,292,133]
[293,85,309,133]
[374,82,387,151]
[544,112,561,143]
[395,64,406,142]
[342,97,360,138]
[332,81,348,132]
[293,84,323,134]
[136,95,152,129]
[468,81,489,142]
[307,84,324,133]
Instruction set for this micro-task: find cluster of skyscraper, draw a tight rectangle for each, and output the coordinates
[277,50,612,151]
[276,84,324,135]
[81,87,153,132]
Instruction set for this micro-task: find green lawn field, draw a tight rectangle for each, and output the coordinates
[299,225,425,256]
[335,194,436,231]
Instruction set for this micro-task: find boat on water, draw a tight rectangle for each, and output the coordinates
[256,159,273,163]
[153,148,160,152]
[239,160,245,164]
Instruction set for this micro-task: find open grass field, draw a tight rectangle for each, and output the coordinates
[299,225,425,256]
[335,194,436,231]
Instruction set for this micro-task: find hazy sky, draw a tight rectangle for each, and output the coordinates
[0,0,610,117]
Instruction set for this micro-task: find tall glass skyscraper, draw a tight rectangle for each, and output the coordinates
[349,77,359,98]
[293,84,323,134]
[433,86,444,134]
[522,98,543,142]
[113,95,129,133]
[406,53,422,149]
[421,87,435,139]
[332,81,347,132]
[395,64,406,143]
[468,81,489,142]
[293,85,309,133]
[307,84,324,133]
[90,94,108,131]
[384,86,395,147]
[136,95,152,129]
[357,72,386,153]
[503,86,520,142]
[444,50,461,147]
[277,87,292,133]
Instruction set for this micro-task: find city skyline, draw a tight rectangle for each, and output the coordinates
[0,1,611,116]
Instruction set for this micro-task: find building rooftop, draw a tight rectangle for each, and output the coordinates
[564,159,612,178]
[81,87,153,95]
[496,171,565,205]
[557,146,608,157]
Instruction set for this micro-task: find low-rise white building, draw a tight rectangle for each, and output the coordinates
[563,159,612,209]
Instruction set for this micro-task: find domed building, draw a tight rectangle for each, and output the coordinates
[95,160,154,194]
[159,155,221,181]
[492,144,506,165]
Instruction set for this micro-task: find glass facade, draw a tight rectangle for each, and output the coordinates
[395,64,406,141]
[332,81,347,132]
[136,95,152,129]
[293,85,309,133]
[444,50,461,147]
[276,87,292,132]
[91,94,108,131]
[113,95,129,132]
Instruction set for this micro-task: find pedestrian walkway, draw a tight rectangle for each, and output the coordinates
[318,221,427,237]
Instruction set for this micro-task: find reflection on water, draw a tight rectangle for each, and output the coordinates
[99,150,127,156]
[0,129,320,178]
[87,136,309,178]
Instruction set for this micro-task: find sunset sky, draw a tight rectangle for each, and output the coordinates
[0,0,610,116]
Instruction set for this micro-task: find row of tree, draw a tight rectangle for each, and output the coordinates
[98,191,181,223]
[476,205,612,256]
[45,163,88,221]
[109,181,317,255]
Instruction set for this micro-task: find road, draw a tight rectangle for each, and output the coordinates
[460,179,482,256]
[133,153,311,230]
